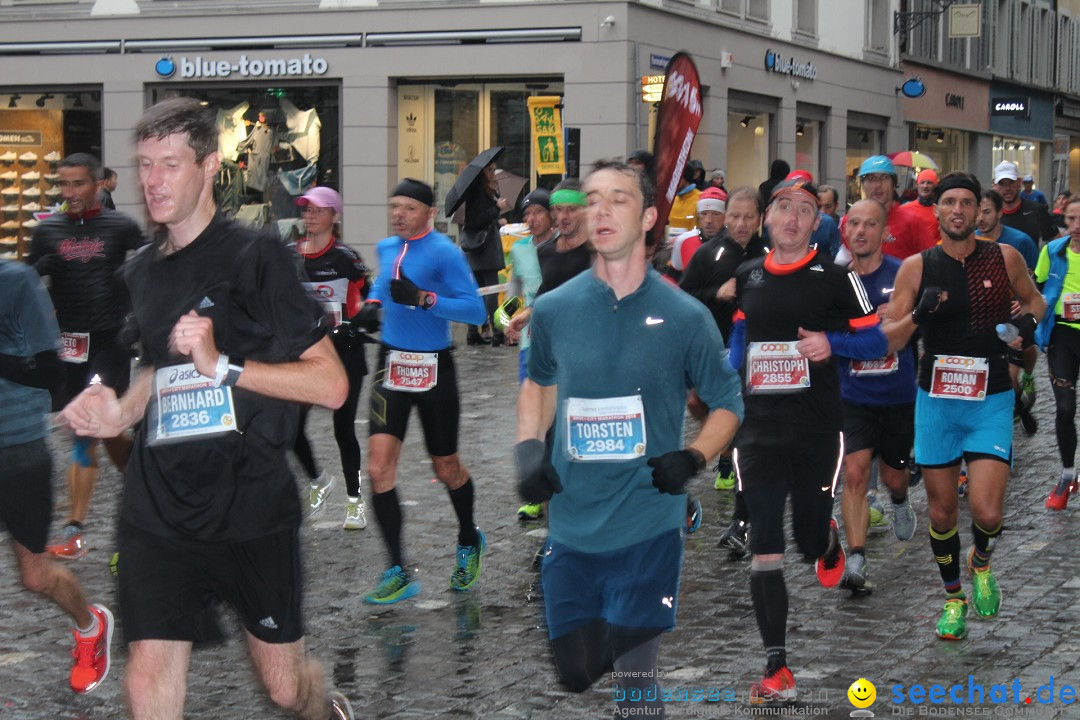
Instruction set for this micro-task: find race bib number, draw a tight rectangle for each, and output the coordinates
[851,352,899,376]
[59,332,89,364]
[1063,293,1080,321]
[383,350,438,392]
[566,395,646,461]
[746,342,810,394]
[929,355,988,401]
[150,364,238,444]
[321,302,342,328]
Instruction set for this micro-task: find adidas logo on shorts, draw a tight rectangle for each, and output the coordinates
[259,616,278,630]
[198,296,215,309]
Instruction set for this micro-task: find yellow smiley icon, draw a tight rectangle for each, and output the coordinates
[848,678,876,708]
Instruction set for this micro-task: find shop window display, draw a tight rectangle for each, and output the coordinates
[0,90,101,259]
[153,85,339,233]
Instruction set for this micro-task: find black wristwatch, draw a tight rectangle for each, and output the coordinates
[421,292,436,310]
[225,356,246,387]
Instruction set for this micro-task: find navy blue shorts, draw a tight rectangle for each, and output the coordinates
[541,528,684,640]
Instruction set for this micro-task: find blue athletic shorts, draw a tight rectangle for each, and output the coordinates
[518,347,530,384]
[541,527,684,640]
[914,388,1013,467]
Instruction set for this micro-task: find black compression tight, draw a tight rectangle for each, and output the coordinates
[1048,324,1080,467]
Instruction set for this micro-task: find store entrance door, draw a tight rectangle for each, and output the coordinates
[398,80,562,235]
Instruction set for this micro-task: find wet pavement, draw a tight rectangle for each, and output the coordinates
[1,328,1077,720]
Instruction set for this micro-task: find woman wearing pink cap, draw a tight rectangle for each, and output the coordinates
[292,186,372,530]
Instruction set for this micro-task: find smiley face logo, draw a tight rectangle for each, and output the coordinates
[848,678,876,708]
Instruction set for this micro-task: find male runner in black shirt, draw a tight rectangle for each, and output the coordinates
[28,153,144,560]
[730,177,885,702]
[61,97,356,720]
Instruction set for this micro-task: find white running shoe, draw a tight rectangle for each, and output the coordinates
[22,187,40,198]
[44,151,62,163]
[21,171,40,182]
[18,152,38,163]
[0,151,16,164]
[343,498,367,530]
[305,472,333,517]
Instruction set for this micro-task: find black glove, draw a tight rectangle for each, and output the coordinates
[515,439,563,503]
[390,270,425,306]
[1015,312,1037,348]
[647,449,705,495]
[911,286,944,325]
[354,302,381,333]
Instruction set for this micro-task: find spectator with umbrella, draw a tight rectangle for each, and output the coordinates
[445,147,511,345]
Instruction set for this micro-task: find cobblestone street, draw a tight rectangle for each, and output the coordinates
[0,330,1076,720]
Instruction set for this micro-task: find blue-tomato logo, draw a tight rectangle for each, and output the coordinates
[764,50,775,70]
[155,57,176,79]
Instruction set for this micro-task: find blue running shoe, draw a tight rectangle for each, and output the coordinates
[364,566,420,605]
[451,528,486,592]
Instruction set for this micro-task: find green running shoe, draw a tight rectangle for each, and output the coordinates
[935,598,969,640]
[450,528,487,592]
[968,550,1001,617]
[517,502,543,520]
[867,496,889,534]
[364,566,420,605]
[714,457,736,491]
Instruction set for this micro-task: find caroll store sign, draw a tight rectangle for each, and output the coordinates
[154,54,329,80]
[764,49,817,81]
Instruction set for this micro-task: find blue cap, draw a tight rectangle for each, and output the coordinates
[858,155,896,179]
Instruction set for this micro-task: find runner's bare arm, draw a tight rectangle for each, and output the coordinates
[687,406,741,465]
[880,253,924,353]
[231,337,347,409]
[1002,244,1047,321]
[171,311,347,410]
[517,378,557,442]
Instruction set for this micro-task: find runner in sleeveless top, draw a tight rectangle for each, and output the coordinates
[27,152,144,560]
[358,179,488,604]
[882,172,1044,642]
[1035,194,1080,509]
[728,177,886,702]
[834,200,919,596]
[292,186,371,529]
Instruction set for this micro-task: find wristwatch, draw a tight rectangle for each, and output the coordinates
[421,292,436,310]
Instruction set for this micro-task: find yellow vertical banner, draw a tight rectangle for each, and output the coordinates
[527,96,565,175]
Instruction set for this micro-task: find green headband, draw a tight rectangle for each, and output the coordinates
[550,189,587,207]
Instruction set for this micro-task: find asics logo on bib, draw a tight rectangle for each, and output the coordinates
[169,367,204,383]
[939,357,977,366]
[759,343,792,352]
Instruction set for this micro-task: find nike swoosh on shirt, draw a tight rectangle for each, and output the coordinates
[646,317,664,325]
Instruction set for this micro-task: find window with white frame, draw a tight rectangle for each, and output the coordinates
[866,0,890,54]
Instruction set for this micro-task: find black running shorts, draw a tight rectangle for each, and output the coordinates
[0,439,53,554]
[58,329,132,409]
[733,422,842,557]
[368,346,459,457]
[841,401,915,470]
[117,522,304,645]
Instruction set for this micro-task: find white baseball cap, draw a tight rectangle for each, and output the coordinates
[993,161,1019,183]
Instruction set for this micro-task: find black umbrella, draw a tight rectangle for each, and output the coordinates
[444,146,505,217]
